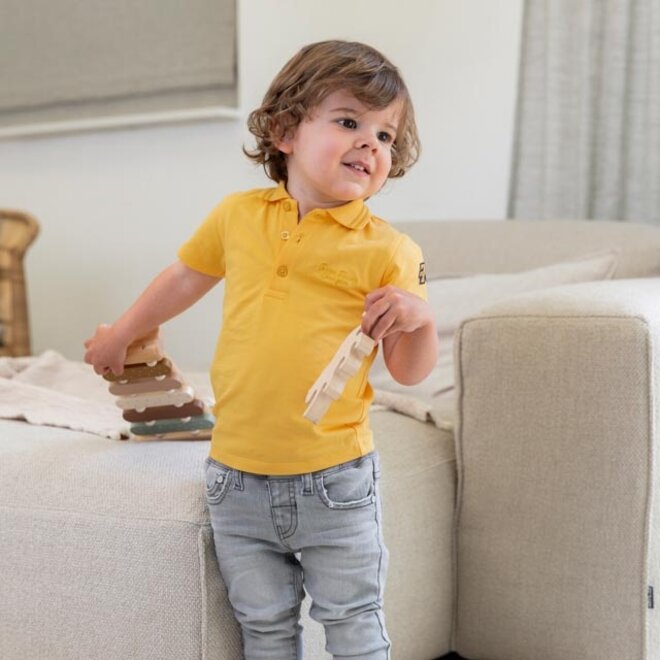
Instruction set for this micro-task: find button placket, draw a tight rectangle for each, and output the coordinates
[275,223,311,287]
[276,229,306,280]
[269,206,298,292]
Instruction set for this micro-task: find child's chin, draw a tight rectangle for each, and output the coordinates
[333,185,372,202]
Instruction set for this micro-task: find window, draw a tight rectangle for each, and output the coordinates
[0,0,238,137]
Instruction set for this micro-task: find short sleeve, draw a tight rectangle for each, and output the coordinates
[381,233,428,300]
[177,200,227,278]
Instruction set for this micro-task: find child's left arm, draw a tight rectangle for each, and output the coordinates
[361,285,438,385]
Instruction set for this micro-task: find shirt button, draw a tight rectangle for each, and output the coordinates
[277,265,288,277]
[280,231,290,240]
[283,201,292,212]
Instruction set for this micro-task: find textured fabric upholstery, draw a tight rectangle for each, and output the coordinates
[453,279,660,660]
[401,219,660,279]
[0,425,243,660]
[0,410,454,660]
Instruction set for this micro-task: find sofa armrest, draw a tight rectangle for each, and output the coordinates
[453,279,660,660]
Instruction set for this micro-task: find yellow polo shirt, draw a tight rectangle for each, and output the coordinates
[178,184,426,474]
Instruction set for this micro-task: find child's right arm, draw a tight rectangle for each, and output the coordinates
[84,260,221,376]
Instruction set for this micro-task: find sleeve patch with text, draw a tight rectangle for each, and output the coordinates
[418,262,427,284]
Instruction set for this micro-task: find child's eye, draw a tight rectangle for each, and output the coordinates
[337,118,357,129]
[377,131,394,144]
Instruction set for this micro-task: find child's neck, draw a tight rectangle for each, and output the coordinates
[285,183,356,221]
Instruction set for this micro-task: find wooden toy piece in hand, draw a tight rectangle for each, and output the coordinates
[303,326,376,424]
[124,327,164,366]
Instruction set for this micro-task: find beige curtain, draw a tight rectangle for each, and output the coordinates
[509,0,660,223]
[0,0,236,130]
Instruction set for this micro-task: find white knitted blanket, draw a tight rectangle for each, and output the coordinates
[0,351,452,440]
[372,389,455,430]
[0,351,130,439]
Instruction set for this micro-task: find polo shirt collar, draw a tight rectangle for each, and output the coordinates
[264,183,370,230]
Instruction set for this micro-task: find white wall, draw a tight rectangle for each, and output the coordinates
[0,0,523,369]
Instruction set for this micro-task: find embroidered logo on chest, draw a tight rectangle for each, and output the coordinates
[317,263,358,288]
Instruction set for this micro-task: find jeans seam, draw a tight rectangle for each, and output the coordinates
[289,556,302,660]
[373,486,390,656]
[266,480,298,547]
[280,480,298,539]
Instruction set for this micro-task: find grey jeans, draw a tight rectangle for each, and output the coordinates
[205,452,390,660]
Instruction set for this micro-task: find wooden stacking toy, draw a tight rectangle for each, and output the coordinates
[103,328,214,441]
[304,325,376,424]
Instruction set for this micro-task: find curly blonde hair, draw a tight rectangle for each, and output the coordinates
[244,40,420,183]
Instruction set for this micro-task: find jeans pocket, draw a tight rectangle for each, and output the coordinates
[205,462,233,505]
[318,456,376,510]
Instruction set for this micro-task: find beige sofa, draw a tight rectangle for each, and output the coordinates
[2,219,660,660]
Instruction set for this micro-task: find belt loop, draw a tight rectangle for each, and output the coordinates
[233,469,244,491]
[301,472,313,495]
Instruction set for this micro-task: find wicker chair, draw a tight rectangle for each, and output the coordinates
[0,210,39,356]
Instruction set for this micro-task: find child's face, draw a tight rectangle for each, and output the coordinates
[278,89,402,216]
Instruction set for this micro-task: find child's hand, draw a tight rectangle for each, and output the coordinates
[83,324,129,376]
[361,285,433,343]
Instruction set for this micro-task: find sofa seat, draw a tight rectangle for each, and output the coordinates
[0,406,455,660]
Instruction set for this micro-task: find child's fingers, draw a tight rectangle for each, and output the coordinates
[367,309,397,343]
[361,297,393,339]
[364,286,392,310]
[89,357,123,376]
[84,323,110,349]
[109,361,125,376]
[83,323,126,372]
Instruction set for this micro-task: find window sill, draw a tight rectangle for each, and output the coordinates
[0,105,242,140]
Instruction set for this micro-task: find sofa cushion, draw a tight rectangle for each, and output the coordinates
[370,250,619,407]
[399,219,660,279]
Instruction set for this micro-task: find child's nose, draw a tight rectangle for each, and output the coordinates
[355,133,378,150]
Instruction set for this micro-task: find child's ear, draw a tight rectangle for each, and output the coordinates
[272,120,295,154]
[276,135,293,155]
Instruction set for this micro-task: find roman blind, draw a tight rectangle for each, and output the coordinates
[0,0,237,132]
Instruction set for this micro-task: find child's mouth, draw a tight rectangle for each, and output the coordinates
[343,162,370,176]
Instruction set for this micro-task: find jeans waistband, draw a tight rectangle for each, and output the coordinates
[206,451,377,482]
